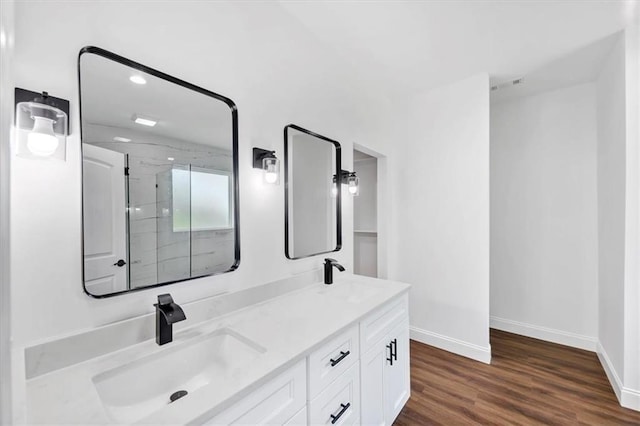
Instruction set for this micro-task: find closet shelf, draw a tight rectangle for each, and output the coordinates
[354,229,378,234]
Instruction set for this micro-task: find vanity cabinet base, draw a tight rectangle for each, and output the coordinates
[200,294,409,426]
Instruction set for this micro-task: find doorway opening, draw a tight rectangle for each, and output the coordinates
[353,145,387,278]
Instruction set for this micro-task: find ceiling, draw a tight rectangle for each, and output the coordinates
[80,51,233,148]
[74,1,637,141]
[354,150,376,161]
[280,0,637,95]
[490,32,622,103]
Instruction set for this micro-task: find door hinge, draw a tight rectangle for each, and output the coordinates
[124,167,129,176]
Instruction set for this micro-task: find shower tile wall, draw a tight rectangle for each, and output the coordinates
[155,172,235,285]
[84,123,235,289]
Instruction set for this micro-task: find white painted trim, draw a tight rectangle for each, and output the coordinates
[490,316,597,351]
[410,326,491,364]
[621,387,640,411]
[0,1,14,423]
[596,342,623,402]
[596,343,640,412]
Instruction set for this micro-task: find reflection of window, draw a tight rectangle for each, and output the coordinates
[172,168,232,232]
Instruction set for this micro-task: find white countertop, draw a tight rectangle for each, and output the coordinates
[26,274,410,425]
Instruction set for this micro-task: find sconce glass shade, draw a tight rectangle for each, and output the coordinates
[16,101,67,158]
[263,156,280,184]
[347,174,359,195]
[27,116,59,156]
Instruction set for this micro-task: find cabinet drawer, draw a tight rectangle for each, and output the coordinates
[202,360,306,425]
[360,294,408,354]
[308,324,359,399]
[309,362,360,425]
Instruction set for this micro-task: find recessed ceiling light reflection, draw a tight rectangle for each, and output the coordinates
[132,115,157,127]
[167,157,174,161]
[129,75,146,85]
[113,136,131,142]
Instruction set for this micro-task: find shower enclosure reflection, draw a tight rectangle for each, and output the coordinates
[155,165,233,285]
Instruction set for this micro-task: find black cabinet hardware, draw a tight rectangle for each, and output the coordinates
[387,338,398,365]
[330,350,350,367]
[113,259,126,267]
[392,338,398,361]
[330,402,351,424]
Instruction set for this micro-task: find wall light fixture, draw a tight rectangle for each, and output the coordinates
[333,170,359,196]
[15,88,69,160]
[253,147,280,184]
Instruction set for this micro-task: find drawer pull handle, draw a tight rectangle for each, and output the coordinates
[330,402,351,424]
[330,350,350,367]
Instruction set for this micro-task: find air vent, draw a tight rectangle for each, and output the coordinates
[491,78,524,92]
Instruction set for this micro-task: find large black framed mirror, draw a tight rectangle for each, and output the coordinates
[79,46,240,298]
[284,124,342,259]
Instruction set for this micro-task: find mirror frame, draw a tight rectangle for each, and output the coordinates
[284,124,342,260]
[78,46,240,298]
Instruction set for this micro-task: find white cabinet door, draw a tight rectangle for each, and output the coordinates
[82,144,128,294]
[360,295,408,354]
[202,360,306,426]
[360,342,386,426]
[284,407,307,425]
[361,323,410,426]
[384,326,410,425]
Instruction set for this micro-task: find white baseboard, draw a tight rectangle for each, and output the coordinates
[622,387,640,411]
[596,342,623,401]
[490,316,597,351]
[595,342,640,411]
[410,326,491,364]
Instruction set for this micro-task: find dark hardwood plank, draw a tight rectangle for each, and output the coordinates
[394,329,640,425]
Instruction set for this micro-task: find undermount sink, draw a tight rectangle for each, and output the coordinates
[92,327,266,423]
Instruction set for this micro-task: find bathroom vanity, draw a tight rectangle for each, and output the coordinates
[25,274,410,425]
[21,47,412,425]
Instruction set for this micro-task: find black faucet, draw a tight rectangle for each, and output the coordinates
[154,293,186,345]
[324,258,345,284]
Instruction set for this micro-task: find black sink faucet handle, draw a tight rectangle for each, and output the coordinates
[157,293,175,307]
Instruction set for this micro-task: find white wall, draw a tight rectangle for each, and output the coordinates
[596,34,627,389]
[490,83,599,350]
[8,1,379,349]
[397,73,491,363]
[622,19,640,404]
[0,0,14,422]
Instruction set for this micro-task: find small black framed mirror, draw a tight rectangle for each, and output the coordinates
[79,46,240,298]
[284,124,342,259]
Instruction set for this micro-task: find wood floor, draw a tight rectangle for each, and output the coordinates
[394,329,640,425]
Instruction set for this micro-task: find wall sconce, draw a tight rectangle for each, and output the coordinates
[253,147,280,184]
[14,88,69,160]
[347,172,359,196]
[332,170,359,196]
